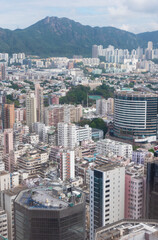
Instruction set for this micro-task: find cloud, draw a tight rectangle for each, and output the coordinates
[120,24,130,32]
[124,0,158,13]
[0,0,157,33]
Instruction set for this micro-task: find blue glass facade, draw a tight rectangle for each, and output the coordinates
[146,161,158,219]
[93,170,103,230]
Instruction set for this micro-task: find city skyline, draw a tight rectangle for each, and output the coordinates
[0,0,158,33]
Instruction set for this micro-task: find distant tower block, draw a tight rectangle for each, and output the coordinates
[92,45,99,58]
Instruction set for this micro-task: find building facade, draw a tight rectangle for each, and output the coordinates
[35,83,44,123]
[90,164,125,240]
[114,91,158,142]
[50,146,75,181]
[96,138,133,159]
[26,92,37,129]
[3,104,15,129]
[146,160,158,219]
[14,185,86,240]
[0,208,8,239]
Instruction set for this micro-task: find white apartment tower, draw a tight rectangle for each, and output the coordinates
[26,92,37,129]
[90,163,125,240]
[96,98,114,116]
[58,123,92,149]
[58,123,77,149]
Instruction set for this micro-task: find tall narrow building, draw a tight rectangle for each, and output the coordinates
[92,45,99,58]
[1,64,6,80]
[146,160,158,219]
[26,92,37,129]
[35,83,44,123]
[3,104,15,129]
[50,146,75,181]
[4,128,13,155]
[90,163,125,240]
[0,208,8,239]
[3,128,13,171]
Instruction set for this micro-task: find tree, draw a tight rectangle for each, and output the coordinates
[79,118,108,136]
[21,89,26,93]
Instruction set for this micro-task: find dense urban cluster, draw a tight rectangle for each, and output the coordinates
[0,41,158,240]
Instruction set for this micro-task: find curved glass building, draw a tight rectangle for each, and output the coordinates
[14,185,86,240]
[114,91,158,142]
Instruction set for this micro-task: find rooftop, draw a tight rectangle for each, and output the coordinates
[95,219,158,240]
[94,162,124,172]
[98,138,132,146]
[15,184,84,210]
[4,186,27,197]
[0,171,9,176]
[115,91,158,98]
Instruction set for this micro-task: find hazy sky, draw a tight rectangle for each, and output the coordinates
[0,0,158,33]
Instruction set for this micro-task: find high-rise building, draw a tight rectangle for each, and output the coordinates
[0,160,5,172]
[146,160,158,219]
[3,129,13,155]
[132,149,153,165]
[57,123,92,149]
[0,171,10,191]
[148,41,153,50]
[49,94,59,105]
[15,108,25,122]
[90,163,125,240]
[0,208,8,239]
[58,122,77,149]
[35,83,44,123]
[96,98,114,116]
[45,104,82,126]
[14,185,86,240]
[3,104,15,129]
[114,91,158,143]
[96,138,133,159]
[26,92,37,129]
[1,64,6,80]
[92,45,99,58]
[125,171,144,219]
[50,146,75,181]
[3,129,13,171]
[1,186,27,240]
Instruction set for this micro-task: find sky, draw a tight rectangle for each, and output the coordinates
[0,0,158,33]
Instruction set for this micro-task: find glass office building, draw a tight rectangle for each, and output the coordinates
[114,91,158,142]
[146,160,158,219]
[14,185,86,240]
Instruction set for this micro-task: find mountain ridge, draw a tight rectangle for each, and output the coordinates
[0,16,157,57]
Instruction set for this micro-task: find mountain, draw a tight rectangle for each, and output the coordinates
[0,16,157,57]
[137,31,158,49]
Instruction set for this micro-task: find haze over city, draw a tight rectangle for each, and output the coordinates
[0,0,158,33]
